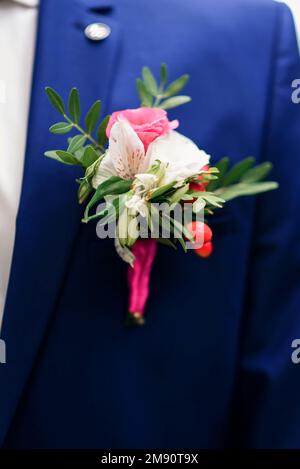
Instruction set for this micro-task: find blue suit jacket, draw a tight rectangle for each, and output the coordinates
[1,0,300,449]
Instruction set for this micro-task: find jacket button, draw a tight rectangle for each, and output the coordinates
[84,23,111,41]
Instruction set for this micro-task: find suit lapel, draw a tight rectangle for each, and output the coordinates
[0,0,120,445]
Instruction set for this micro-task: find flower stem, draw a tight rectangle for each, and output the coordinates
[63,114,105,153]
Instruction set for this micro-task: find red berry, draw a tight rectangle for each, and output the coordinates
[189,165,210,195]
[189,181,207,193]
[195,241,213,258]
[187,221,213,244]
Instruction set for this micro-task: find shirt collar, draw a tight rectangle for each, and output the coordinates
[10,0,39,7]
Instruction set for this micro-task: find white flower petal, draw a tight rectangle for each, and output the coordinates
[109,119,149,180]
[134,173,158,192]
[114,237,135,266]
[146,130,210,184]
[125,194,148,217]
[92,151,117,189]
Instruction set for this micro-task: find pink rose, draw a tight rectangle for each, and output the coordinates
[106,107,179,151]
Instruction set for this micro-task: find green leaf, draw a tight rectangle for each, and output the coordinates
[73,146,85,160]
[159,211,192,244]
[192,198,206,213]
[181,193,195,201]
[83,176,132,221]
[97,115,110,146]
[206,157,229,191]
[68,88,80,124]
[85,200,117,224]
[85,155,103,181]
[81,145,99,168]
[85,100,101,135]
[149,182,176,201]
[177,236,188,253]
[164,74,189,97]
[160,63,168,87]
[83,191,127,224]
[207,167,220,174]
[45,87,65,115]
[49,122,73,134]
[160,95,191,110]
[78,180,92,204]
[218,181,279,201]
[157,238,177,250]
[44,150,62,162]
[171,215,194,244]
[56,150,80,165]
[142,66,158,96]
[168,184,189,205]
[200,192,225,208]
[241,162,273,183]
[44,150,78,165]
[67,135,86,153]
[136,78,153,107]
[223,157,255,186]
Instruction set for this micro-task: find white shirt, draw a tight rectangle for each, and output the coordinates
[0,0,38,327]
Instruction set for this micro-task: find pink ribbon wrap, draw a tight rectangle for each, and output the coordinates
[127,239,157,324]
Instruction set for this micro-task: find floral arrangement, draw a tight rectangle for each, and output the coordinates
[45,64,278,325]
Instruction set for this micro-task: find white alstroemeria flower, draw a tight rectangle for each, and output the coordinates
[147,130,210,186]
[125,173,158,217]
[92,118,210,189]
[133,173,158,193]
[92,119,149,188]
[125,194,148,217]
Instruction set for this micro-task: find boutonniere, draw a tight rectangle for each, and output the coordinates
[45,64,278,325]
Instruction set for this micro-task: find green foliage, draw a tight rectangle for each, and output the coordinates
[97,115,110,146]
[240,162,273,183]
[67,135,86,153]
[44,150,79,165]
[77,180,92,204]
[83,176,133,222]
[196,192,225,209]
[136,78,153,107]
[223,157,255,186]
[81,146,99,168]
[149,182,176,201]
[142,66,158,96]
[136,63,191,109]
[206,157,229,191]
[217,181,278,201]
[68,88,80,124]
[164,74,189,97]
[77,155,103,204]
[49,122,73,134]
[160,96,191,110]
[45,87,109,180]
[45,87,65,115]
[85,100,101,134]
[209,157,278,202]
[168,184,189,205]
[160,63,168,87]
[157,238,177,250]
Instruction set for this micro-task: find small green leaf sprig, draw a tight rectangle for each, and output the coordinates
[206,157,278,203]
[136,63,191,109]
[44,87,110,203]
